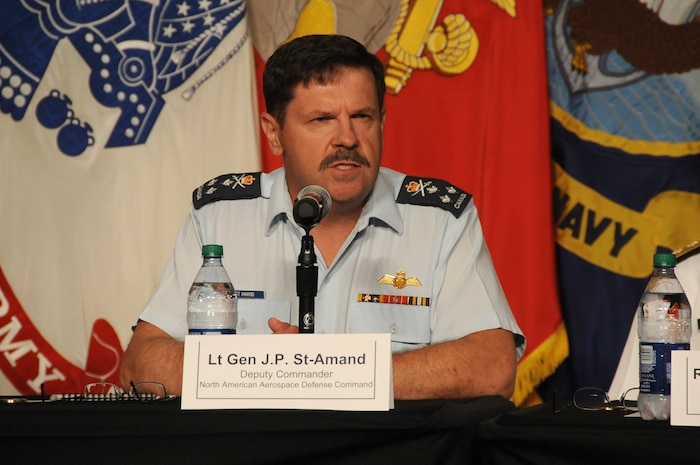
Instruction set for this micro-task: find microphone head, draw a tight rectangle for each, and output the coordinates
[293,185,332,229]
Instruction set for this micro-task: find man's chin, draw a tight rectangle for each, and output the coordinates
[327,187,372,209]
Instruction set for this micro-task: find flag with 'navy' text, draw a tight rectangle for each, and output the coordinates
[544,0,700,396]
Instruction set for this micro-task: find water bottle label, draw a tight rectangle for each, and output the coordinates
[188,328,236,335]
[639,342,690,395]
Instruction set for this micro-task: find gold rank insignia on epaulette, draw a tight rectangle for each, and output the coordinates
[193,172,262,210]
[674,240,700,263]
[396,176,471,218]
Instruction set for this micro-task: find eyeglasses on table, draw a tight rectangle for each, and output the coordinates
[49,381,175,402]
[553,386,639,414]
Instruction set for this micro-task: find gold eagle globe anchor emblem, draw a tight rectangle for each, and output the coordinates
[378,269,422,289]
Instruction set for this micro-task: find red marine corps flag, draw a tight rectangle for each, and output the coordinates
[248,0,564,405]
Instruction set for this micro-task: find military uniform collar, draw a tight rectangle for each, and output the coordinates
[264,168,292,235]
[357,168,403,234]
[264,167,403,235]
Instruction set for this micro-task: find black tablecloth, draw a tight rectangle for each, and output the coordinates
[477,402,699,464]
[0,396,513,465]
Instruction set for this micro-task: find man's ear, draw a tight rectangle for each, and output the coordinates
[260,112,283,156]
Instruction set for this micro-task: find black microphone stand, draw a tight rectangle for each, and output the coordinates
[297,229,317,333]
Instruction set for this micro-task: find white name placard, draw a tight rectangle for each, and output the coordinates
[671,351,700,426]
[182,333,394,411]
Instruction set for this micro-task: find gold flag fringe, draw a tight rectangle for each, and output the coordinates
[511,322,569,407]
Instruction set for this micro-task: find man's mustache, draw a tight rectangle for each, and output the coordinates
[319,149,370,170]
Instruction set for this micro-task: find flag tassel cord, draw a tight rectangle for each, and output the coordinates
[512,322,569,407]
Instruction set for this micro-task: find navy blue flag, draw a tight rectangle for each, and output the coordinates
[544,0,700,396]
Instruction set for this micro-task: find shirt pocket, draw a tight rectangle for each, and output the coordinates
[347,302,430,349]
[237,300,291,334]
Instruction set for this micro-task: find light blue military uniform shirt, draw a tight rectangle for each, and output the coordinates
[139,167,526,358]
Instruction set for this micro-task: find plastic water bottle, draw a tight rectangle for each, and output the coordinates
[187,244,237,335]
[637,253,691,420]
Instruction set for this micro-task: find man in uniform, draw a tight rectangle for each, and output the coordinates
[120,34,525,400]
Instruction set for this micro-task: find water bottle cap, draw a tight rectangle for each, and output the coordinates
[653,253,676,267]
[202,244,224,257]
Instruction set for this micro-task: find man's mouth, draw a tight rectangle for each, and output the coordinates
[331,162,359,170]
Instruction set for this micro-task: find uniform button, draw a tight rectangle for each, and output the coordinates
[390,323,398,334]
[238,319,247,330]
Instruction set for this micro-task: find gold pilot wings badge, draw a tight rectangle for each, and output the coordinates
[361,269,429,306]
[377,269,422,289]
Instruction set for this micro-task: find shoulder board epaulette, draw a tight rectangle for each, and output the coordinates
[193,172,262,210]
[674,240,700,263]
[396,175,472,218]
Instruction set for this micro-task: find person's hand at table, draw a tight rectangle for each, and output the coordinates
[268,317,299,334]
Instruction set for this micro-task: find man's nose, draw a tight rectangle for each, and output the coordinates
[332,117,359,148]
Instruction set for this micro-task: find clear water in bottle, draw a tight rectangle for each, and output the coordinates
[187,281,237,335]
[637,290,691,420]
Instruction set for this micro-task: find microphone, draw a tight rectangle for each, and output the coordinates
[293,185,330,334]
[293,185,332,231]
